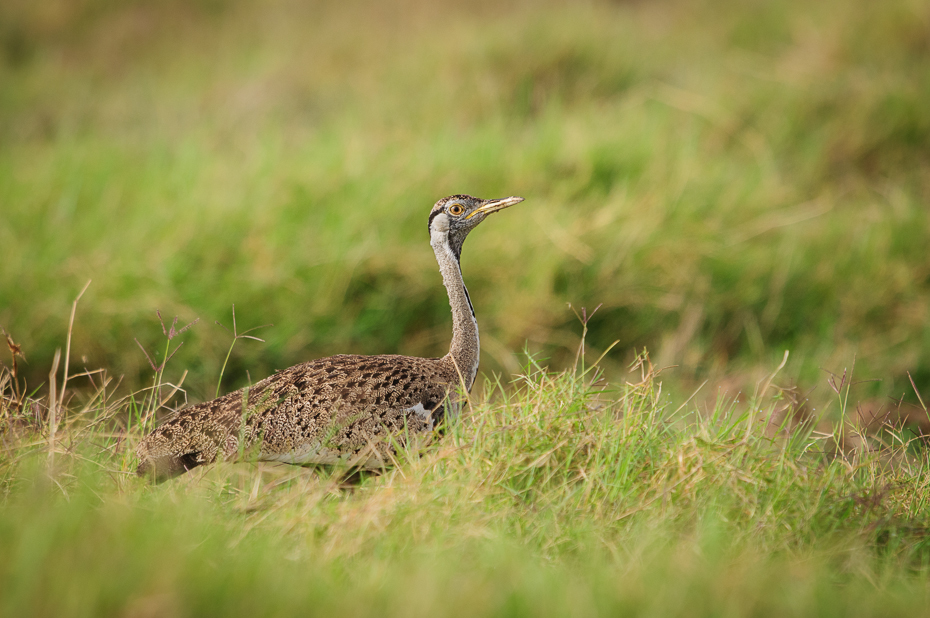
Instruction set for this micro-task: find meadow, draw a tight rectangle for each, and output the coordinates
[2,0,930,614]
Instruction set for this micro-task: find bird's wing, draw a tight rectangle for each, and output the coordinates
[238,354,453,466]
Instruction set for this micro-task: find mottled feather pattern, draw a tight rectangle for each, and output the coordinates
[136,354,460,477]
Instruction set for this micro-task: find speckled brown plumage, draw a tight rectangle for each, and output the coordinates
[137,194,523,480]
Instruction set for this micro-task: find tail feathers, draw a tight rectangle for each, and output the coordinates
[136,451,209,481]
[136,406,242,481]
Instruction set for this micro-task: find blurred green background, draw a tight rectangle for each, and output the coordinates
[1,0,928,405]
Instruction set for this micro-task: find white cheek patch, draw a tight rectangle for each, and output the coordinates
[430,213,450,237]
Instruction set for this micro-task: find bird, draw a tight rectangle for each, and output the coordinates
[136,194,524,479]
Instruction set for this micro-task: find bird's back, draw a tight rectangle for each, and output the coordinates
[136,353,460,479]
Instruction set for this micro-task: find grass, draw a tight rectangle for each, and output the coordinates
[4,334,930,616]
[2,0,930,614]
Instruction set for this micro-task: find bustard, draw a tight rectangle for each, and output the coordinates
[136,194,524,479]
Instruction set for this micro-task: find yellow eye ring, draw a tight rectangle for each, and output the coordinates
[448,204,464,216]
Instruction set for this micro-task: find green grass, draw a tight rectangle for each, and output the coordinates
[3,0,930,614]
[4,346,930,616]
[2,0,929,401]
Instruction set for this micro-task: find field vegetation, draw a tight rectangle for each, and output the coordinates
[2,0,930,614]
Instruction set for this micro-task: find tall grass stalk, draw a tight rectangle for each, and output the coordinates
[214,305,271,399]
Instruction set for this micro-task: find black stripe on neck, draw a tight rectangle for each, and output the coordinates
[453,245,471,317]
[461,283,476,320]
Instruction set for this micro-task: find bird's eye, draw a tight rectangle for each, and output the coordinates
[448,204,464,216]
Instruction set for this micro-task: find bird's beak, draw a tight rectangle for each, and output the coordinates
[465,196,525,220]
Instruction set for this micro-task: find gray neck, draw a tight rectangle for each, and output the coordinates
[431,224,479,391]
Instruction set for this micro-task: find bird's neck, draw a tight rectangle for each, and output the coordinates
[431,233,479,391]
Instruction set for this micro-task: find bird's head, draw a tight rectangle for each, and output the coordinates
[428,194,524,259]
